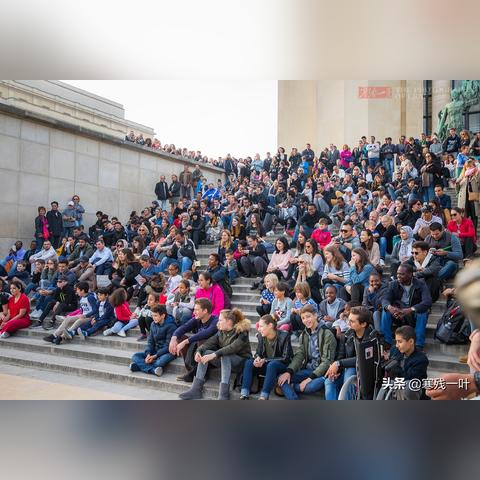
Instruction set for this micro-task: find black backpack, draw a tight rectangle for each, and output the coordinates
[435,299,470,345]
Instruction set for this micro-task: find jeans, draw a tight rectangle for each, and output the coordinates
[422,186,435,203]
[158,199,169,212]
[240,359,287,399]
[438,260,458,280]
[324,367,357,400]
[195,350,244,384]
[131,351,175,374]
[384,158,394,180]
[81,317,114,336]
[379,236,387,260]
[159,257,192,274]
[368,157,379,169]
[281,368,326,400]
[110,319,139,334]
[381,311,428,347]
[95,261,112,276]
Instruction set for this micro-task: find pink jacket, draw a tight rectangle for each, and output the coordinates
[195,284,225,316]
[268,251,292,275]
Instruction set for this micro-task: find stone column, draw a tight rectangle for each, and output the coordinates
[432,80,452,134]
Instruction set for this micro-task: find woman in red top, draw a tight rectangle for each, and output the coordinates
[0,280,31,338]
[447,207,477,258]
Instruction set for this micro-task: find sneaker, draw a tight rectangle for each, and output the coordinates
[103,329,112,336]
[62,330,73,340]
[266,230,274,236]
[0,332,10,339]
[77,328,86,341]
[43,334,55,343]
[30,320,43,328]
[379,259,385,267]
[129,363,141,372]
[30,310,42,319]
[117,330,126,337]
[239,394,249,400]
[53,336,62,345]
[43,321,55,331]
[136,334,147,342]
[154,367,164,377]
[250,281,260,291]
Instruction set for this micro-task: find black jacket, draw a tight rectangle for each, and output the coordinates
[388,347,429,381]
[254,330,293,364]
[381,277,432,313]
[337,325,384,369]
[46,210,63,235]
[155,181,169,201]
[406,255,443,280]
[169,181,181,197]
[169,238,197,261]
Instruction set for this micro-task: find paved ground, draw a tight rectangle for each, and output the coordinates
[0,364,179,400]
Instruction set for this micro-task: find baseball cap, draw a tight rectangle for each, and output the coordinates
[68,201,74,206]
[79,255,89,263]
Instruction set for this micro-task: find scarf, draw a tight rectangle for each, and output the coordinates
[414,252,433,270]
[398,226,414,259]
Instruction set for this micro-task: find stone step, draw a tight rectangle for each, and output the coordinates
[0,345,224,400]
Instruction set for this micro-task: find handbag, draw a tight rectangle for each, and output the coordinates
[468,191,480,201]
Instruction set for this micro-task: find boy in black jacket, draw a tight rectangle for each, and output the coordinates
[31,275,77,329]
[385,325,429,400]
[77,288,115,339]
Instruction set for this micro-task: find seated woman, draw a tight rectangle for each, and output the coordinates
[230,216,246,243]
[390,226,414,278]
[266,237,292,280]
[0,280,31,338]
[218,230,235,265]
[240,315,293,400]
[179,308,252,400]
[194,271,225,317]
[447,207,477,259]
[166,279,194,325]
[321,245,350,292]
[290,282,318,332]
[256,273,278,317]
[359,229,380,268]
[290,254,322,304]
[304,238,324,275]
[345,248,375,303]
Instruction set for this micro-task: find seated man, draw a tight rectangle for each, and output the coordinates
[406,241,443,302]
[28,240,57,271]
[88,239,114,276]
[277,305,337,400]
[413,204,443,238]
[329,220,360,262]
[384,325,429,400]
[380,264,432,349]
[424,222,463,280]
[362,272,387,331]
[0,241,26,273]
[324,306,382,400]
[67,237,94,267]
[158,231,196,274]
[168,298,218,382]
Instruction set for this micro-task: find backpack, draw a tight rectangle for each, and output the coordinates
[435,299,470,345]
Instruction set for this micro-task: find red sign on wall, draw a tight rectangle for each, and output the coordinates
[358,86,392,99]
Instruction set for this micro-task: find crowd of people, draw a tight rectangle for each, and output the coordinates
[124,130,224,168]
[1,126,480,400]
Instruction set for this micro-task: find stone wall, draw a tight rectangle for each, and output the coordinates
[0,106,225,256]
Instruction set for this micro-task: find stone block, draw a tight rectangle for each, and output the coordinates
[139,169,157,196]
[18,205,37,238]
[48,178,75,207]
[75,154,98,185]
[20,141,50,175]
[119,148,139,167]
[76,136,99,157]
[50,147,75,180]
[73,182,99,215]
[18,173,49,207]
[97,188,119,218]
[0,169,19,204]
[50,130,76,151]
[0,113,21,137]
[140,153,157,172]
[0,134,20,170]
[119,192,141,218]
[20,121,50,145]
[100,143,121,162]
[119,164,139,193]
[0,203,18,237]
[98,159,119,189]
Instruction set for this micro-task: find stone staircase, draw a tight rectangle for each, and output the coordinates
[0,187,472,399]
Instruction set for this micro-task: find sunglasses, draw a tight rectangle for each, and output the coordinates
[451,213,458,217]
[340,229,349,233]
[412,251,421,255]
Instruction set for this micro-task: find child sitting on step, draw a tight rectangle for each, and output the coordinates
[103,288,137,337]
[76,287,115,340]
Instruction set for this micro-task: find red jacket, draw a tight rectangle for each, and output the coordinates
[447,218,476,242]
[114,301,132,322]
[311,228,332,249]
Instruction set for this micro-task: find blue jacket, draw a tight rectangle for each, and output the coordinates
[348,263,375,287]
[97,300,115,323]
[145,316,176,357]
[173,315,218,345]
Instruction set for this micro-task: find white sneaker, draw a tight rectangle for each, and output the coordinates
[103,329,112,336]
[0,332,10,339]
[266,230,274,236]
[30,310,41,319]
[379,259,385,267]
[117,330,126,337]
[154,367,163,377]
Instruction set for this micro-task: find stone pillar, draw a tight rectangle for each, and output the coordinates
[432,80,452,134]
